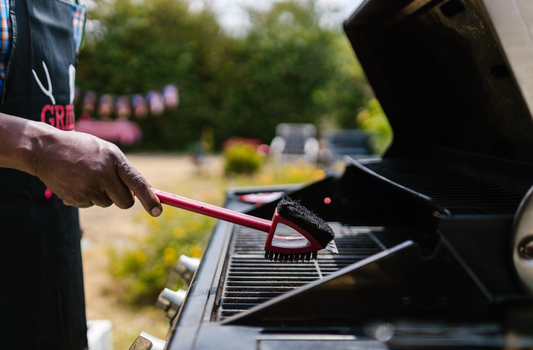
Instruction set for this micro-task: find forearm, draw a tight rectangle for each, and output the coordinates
[0,112,162,215]
[0,112,56,175]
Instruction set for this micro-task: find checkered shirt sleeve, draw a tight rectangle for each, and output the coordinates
[0,0,11,89]
[71,3,86,54]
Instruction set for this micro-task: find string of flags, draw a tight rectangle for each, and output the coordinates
[73,84,179,146]
[75,84,180,121]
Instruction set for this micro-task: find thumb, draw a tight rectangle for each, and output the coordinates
[117,162,162,217]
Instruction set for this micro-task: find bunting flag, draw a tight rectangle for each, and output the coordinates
[98,94,114,120]
[74,84,180,146]
[146,91,165,116]
[77,84,179,121]
[131,94,148,120]
[82,91,97,114]
[115,96,131,120]
[162,84,179,109]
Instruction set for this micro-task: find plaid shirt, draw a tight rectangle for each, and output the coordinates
[0,0,11,93]
[71,2,86,54]
[0,0,86,94]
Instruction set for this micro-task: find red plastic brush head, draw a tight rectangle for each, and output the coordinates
[264,196,338,262]
[276,196,335,247]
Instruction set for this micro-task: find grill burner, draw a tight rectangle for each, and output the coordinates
[217,223,439,320]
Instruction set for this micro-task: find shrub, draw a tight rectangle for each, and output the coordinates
[109,192,218,305]
[357,98,393,155]
[225,158,325,188]
[223,140,265,175]
[254,160,325,185]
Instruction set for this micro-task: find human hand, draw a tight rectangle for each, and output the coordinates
[30,127,162,216]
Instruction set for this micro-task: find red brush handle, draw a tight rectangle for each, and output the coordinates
[153,189,272,233]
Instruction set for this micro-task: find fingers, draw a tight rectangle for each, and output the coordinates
[61,191,112,209]
[104,180,135,209]
[116,161,162,217]
[31,130,160,213]
[91,196,115,208]
[62,197,93,208]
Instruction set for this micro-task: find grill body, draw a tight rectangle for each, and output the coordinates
[164,0,533,348]
[166,158,531,349]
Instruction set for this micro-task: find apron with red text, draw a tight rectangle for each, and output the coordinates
[0,1,87,349]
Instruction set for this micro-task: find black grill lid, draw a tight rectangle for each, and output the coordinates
[345,0,533,165]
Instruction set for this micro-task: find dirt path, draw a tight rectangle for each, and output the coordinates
[80,153,222,348]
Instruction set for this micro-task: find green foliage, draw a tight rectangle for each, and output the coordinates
[78,0,227,150]
[313,36,369,129]
[357,98,393,155]
[79,0,223,94]
[213,1,338,143]
[109,205,215,305]
[77,0,372,150]
[223,142,264,175]
[246,159,326,186]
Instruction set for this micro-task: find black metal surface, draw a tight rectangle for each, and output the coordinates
[223,240,494,327]
[345,0,533,164]
[167,162,528,349]
[216,223,439,321]
[358,159,523,215]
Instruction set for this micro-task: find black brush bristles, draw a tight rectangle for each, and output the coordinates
[264,196,335,262]
[265,251,317,262]
[276,195,335,248]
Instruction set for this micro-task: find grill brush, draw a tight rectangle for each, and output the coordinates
[153,189,337,262]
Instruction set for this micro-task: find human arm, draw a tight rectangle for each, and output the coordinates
[0,112,162,216]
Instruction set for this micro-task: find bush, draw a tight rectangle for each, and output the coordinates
[224,158,325,188]
[254,160,325,185]
[223,141,264,175]
[357,98,393,155]
[109,192,218,305]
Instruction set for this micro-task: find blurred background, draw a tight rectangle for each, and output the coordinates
[76,0,393,348]
[76,0,392,155]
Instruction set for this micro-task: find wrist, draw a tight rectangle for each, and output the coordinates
[0,113,59,175]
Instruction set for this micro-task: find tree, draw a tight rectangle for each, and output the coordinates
[77,0,227,149]
[76,0,372,150]
[212,1,340,144]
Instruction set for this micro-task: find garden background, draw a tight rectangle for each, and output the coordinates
[76,0,392,348]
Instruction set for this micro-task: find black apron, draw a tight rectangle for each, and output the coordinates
[0,1,87,349]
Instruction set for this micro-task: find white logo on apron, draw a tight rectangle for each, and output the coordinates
[69,64,76,104]
[33,61,76,131]
[32,61,56,105]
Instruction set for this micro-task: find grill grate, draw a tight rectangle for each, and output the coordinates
[216,223,438,320]
[362,161,523,214]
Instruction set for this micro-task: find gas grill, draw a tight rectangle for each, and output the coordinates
[217,222,439,320]
[130,0,533,349]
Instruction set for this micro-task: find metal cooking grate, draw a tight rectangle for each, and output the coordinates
[215,223,438,321]
[362,161,523,214]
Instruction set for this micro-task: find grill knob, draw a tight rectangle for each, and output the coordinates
[156,288,187,320]
[173,255,200,284]
[513,185,533,293]
[129,331,166,350]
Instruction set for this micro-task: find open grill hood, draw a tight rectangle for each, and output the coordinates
[345,0,533,166]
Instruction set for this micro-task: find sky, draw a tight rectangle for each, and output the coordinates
[187,0,366,36]
[83,0,366,38]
